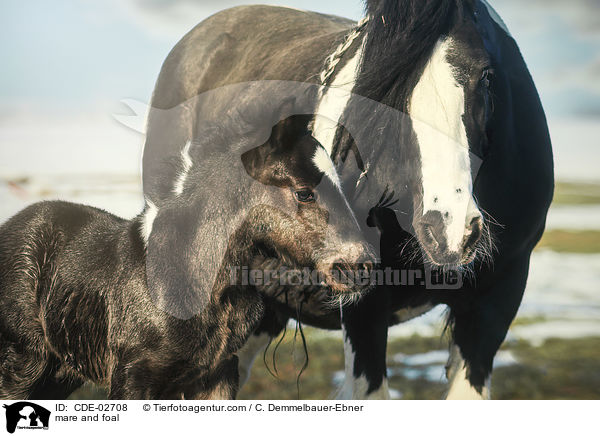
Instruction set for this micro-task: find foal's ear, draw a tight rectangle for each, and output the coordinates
[241,111,311,185]
[260,95,308,150]
[270,114,313,151]
[241,97,312,184]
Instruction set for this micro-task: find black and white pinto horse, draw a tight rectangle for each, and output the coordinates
[141,0,553,399]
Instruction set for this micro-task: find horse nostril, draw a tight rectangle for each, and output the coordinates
[361,261,374,276]
[469,216,483,234]
[416,210,446,251]
[464,216,483,249]
[423,223,440,249]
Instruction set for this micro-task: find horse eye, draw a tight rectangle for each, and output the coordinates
[294,189,316,203]
[481,68,493,88]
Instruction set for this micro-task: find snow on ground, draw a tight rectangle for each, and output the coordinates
[386,251,600,343]
[0,173,598,349]
[386,350,518,383]
[545,204,600,230]
[520,251,600,321]
[0,174,144,222]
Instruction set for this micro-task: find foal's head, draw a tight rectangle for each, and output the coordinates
[241,114,375,295]
[143,109,375,319]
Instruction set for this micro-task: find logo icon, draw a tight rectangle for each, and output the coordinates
[3,402,50,433]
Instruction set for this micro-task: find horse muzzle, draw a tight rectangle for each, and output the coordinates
[415,210,483,266]
[317,243,376,294]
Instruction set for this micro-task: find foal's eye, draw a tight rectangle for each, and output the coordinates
[294,189,316,203]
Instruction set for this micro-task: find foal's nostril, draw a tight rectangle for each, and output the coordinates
[361,261,374,277]
[330,259,346,268]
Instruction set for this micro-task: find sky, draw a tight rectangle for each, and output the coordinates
[0,0,598,180]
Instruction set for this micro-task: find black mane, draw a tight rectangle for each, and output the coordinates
[332,0,473,227]
[356,0,467,110]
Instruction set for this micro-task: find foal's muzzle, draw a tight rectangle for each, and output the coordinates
[317,243,376,294]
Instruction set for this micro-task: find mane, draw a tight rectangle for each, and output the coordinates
[332,0,467,163]
[356,0,465,111]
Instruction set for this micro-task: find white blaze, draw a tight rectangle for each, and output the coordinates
[313,146,341,188]
[409,38,482,252]
[313,38,365,156]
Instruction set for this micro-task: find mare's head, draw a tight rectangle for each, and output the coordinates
[346,0,499,266]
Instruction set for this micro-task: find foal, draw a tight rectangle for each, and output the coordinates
[0,114,374,400]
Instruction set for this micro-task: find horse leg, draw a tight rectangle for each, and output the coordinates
[109,286,265,400]
[338,287,391,399]
[445,255,530,399]
[29,361,84,400]
[0,336,49,400]
[108,353,160,400]
[187,356,241,400]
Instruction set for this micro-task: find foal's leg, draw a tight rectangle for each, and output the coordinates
[109,287,265,400]
[0,336,48,400]
[188,356,241,400]
[338,287,391,399]
[29,362,84,400]
[445,255,530,399]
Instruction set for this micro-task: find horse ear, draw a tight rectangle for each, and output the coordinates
[270,114,312,150]
[241,98,310,185]
[271,116,295,149]
[267,97,313,150]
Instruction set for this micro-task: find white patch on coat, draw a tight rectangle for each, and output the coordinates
[173,140,193,196]
[141,199,158,244]
[313,146,341,188]
[237,333,271,388]
[409,38,483,252]
[365,378,391,400]
[356,162,370,189]
[446,345,491,400]
[313,37,365,156]
[336,326,362,399]
[336,325,390,400]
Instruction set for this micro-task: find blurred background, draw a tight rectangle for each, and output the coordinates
[1,0,599,399]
